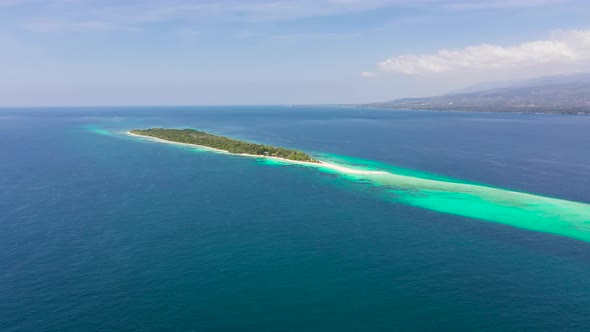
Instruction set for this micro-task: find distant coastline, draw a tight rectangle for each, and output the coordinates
[359,105,590,115]
[362,76,590,115]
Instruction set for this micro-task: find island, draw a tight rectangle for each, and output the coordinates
[129,128,319,163]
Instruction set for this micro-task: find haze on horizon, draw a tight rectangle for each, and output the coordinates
[2,0,590,106]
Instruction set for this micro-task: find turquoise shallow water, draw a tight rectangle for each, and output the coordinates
[135,133,590,243]
[2,106,590,330]
[313,156,590,243]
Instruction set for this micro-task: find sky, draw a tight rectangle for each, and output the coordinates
[1,0,590,106]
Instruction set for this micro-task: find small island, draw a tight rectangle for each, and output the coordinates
[130,128,319,163]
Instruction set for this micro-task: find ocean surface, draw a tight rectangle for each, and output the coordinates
[2,106,590,331]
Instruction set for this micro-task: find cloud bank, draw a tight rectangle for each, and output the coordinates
[378,29,590,75]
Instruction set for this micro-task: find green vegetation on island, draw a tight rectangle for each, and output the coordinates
[130,128,319,163]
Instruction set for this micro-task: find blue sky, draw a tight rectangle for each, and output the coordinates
[2,0,590,106]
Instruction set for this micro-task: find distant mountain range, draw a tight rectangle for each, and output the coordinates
[368,73,590,114]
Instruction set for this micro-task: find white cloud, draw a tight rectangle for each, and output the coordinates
[361,71,377,78]
[378,29,590,75]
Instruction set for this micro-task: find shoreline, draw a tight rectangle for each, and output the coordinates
[126,131,386,175]
[356,105,590,116]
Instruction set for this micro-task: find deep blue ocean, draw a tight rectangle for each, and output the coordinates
[2,106,590,331]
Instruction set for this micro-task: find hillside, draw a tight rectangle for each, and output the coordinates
[369,74,590,114]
